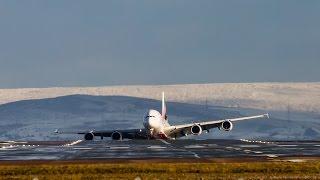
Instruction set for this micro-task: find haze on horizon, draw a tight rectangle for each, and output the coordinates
[0,1,319,88]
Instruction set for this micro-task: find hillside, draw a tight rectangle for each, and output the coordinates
[0,94,319,141]
[0,83,319,113]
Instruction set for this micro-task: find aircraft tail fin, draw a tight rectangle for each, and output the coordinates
[161,92,167,120]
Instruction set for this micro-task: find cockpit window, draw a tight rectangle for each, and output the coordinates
[145,115,155,118]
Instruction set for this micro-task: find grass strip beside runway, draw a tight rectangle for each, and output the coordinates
[0,161,319,179]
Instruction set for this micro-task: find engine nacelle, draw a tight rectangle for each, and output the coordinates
[220,120,233,131]
[191,124,202,135]
[111,131,123,140]
[84,132,94,140]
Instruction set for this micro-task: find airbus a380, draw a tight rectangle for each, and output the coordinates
[56,92,269,140]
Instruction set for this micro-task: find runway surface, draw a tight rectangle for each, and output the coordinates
[0,139,319,161]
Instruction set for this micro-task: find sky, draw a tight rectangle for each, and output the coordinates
[0,0,319,88]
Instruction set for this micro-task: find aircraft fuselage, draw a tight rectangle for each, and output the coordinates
[143,109,170,139]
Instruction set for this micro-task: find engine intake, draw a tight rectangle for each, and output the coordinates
[111,131,123,140]
[191,124,202,135]
[220,120,233,131]
[84,132,94,140]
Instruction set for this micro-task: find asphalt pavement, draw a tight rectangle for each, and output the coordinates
[0,139,319,161]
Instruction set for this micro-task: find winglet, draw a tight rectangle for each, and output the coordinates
[264,113,269,119]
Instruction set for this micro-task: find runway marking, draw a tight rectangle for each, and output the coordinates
[240,139,273,144]
[109,146,130,150]
[286,159,306,163]
[161,140,201,159]
[147,146,167,149]
[2,141,28,144]
[265,154,278,158]
[73,147,92,150]
[226,146,243,151]
[0,143,11,145]
[238,145,260,148]
[63,140,83,147]
[184,145,205,149]
[253,151,263,154]
[0,145,19,150]
[277,144,298,147]
[193,153,200,158]
[207,144,218,147]
[158,139,171,145]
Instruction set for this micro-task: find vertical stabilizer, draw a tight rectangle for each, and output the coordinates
[161,92,167,120]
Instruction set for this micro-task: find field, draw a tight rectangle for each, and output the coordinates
[0,160,319,179]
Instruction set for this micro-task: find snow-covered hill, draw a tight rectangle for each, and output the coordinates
[0,94,319,141]
[0,83,319,113]
[0,83,319,141]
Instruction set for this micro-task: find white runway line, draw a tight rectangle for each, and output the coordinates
[238,145,260,148]
[73,147,92,150]
[193,153,200,158]
[183,147,201,159]
[0,143,11,145]
[225,146,242,151]
[265,154,278,158]
[159,140,201,159]
[277,144,298,147]
[3,141,28,144]
[147,146,167,149]
[286,159,306,163]
[158,139,171,145]
[63,140,83,147]
[184,145,205,149]
[253,151,263,154]
[243,149,251,153]
[109,146,130,150]
[207,144,218,147]
[0,144,19,150]
[240,139,273,144]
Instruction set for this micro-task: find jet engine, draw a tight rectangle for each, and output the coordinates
[84,132,94,140]
[220,120,233,131]
[191,124,202,135]
[111,131,123,140]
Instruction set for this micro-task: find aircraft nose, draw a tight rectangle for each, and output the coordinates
[148,118,159,129]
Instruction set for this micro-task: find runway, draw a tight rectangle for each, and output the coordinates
[0,139,319,161]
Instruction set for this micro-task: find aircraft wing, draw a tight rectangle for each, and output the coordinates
[167,114,269,138]
[55,128,148,140]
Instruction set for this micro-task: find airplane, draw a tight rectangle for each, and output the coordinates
[55,92,269,140]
